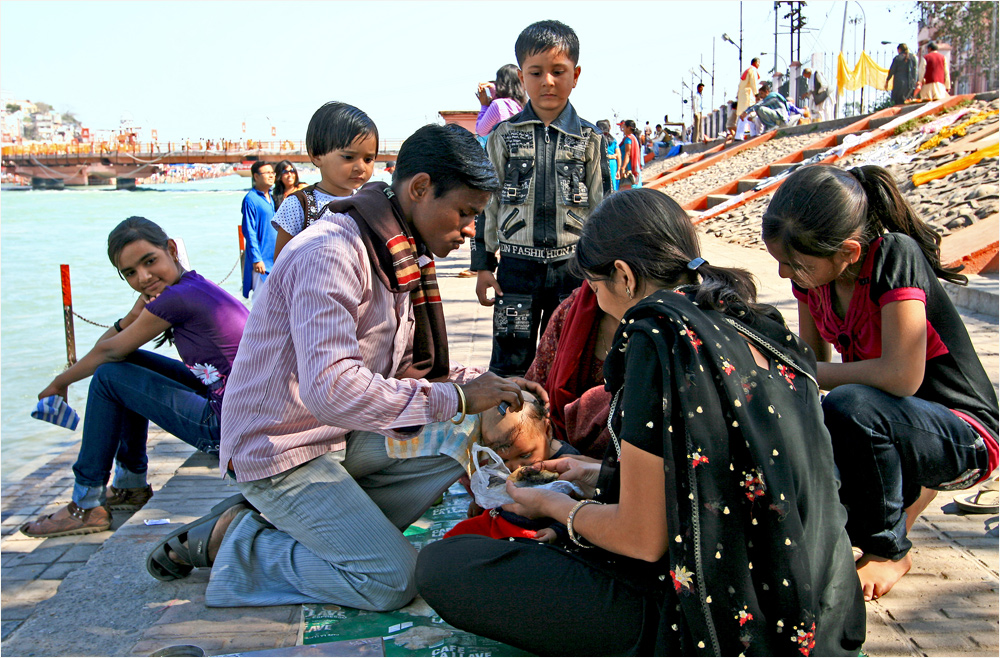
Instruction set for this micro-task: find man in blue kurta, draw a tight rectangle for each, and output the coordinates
[241,161,276,299]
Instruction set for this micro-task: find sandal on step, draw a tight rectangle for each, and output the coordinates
[145,493,248,581]
[953,476,1000,514]
[20,502,111,538]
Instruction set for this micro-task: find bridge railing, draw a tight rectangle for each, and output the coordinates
[2,138,405,158]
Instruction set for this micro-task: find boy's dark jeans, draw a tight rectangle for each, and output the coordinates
[488,256,580,377]
[823,384,989,560]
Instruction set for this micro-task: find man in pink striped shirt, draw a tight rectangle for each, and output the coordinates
[146,124,547,610]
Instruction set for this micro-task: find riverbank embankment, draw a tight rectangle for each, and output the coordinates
[2,121,997,656]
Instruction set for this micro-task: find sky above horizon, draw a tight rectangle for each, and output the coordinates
[1,1,920,142]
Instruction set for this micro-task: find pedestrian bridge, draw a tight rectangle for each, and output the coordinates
[1,139,402,189]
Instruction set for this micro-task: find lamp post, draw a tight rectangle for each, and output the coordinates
[700,64,714,107]
[680,81,692,133]
[854,1,867,113]
[722,33,742,76]
[672,89,687,127]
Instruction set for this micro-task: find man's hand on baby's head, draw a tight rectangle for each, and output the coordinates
[461,372,524,415]
[507,377,549,407]
[461,373,550,416]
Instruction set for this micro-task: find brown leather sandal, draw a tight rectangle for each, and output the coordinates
[20,502,111,538]
[106,484,154,511]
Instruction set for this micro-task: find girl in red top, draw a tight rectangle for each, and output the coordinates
[762,164,998,602]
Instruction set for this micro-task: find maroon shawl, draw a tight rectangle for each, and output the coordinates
[545,282,611,457]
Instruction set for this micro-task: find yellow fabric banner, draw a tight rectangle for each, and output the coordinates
[912,141,1000,186]
[836,51,889,95]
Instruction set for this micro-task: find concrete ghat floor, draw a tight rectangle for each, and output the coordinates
[1,236,996,657]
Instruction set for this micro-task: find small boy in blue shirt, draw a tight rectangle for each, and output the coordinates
[472,20,611,377]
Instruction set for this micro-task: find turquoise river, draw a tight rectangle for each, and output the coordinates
[0,171,388,481]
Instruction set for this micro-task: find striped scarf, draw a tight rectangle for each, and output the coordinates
[325,182,450,381]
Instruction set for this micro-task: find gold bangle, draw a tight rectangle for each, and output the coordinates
[567,499,601,548]
[450,383,467,425]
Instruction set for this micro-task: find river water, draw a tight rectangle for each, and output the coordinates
[0,171,386,480]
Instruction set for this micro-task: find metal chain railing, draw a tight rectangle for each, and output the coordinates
[68,254,243,329]
[72,311,111,329]
[216,255,241,285]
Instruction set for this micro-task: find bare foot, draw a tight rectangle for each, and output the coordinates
[168,503,246,565]
[856,552,912,601]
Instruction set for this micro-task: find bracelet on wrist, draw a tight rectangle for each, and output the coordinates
[113,318,124,333]
[450,383,467,425]
[567,499,601,548]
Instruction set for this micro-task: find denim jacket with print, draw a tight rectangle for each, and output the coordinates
[471,101,611,271]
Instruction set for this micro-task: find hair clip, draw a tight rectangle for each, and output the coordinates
[686,257,707,270]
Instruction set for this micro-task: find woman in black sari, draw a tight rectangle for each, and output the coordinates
[417,189,865,656]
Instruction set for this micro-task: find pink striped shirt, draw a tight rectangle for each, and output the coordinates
[476,98,522,137]
[219,213,477,482]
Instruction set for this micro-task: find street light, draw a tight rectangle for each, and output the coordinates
[762,51,788,75]
[722,33,742,75]
[672,89,688,125]
[700,63,714,108]
[853,1,868,112]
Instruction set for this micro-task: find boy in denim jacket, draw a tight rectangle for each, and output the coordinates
[473,20,611,377]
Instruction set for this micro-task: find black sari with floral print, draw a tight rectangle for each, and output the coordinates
[602,289,865,656]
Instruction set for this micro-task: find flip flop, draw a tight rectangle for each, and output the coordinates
[953,477,999,514]
[146,493,249,581]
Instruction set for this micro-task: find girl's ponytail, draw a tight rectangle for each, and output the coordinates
[849,165,966,285]
[692,260,761,318]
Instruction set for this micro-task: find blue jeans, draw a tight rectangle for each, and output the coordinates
[822,384,989,560]
[72,350,220,508]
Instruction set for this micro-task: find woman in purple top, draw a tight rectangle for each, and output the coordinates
[475,64,526,141]
[22,217,249,538]
[461,64,527,278]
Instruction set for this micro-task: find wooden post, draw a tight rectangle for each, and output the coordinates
[237,225,245,287]
[60,264,77,367]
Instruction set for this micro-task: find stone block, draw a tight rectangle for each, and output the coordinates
[706,194,734,209]
[0,536,46,552]
[33,531,108,548]
[3,563,48,581]
[16,545,71,565]
[61,543,102,562]
[1,620,24,641]
[40,560,86,580]
[908,632,981,653]
[0,578,60,605]
[800,148,827,160]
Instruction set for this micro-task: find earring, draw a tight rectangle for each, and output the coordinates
[626,286,633,300]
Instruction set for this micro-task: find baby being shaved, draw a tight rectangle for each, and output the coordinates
[478,392,579,471]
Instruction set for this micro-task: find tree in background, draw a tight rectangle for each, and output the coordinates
[917,1,999,93]
[6,103,22,113]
